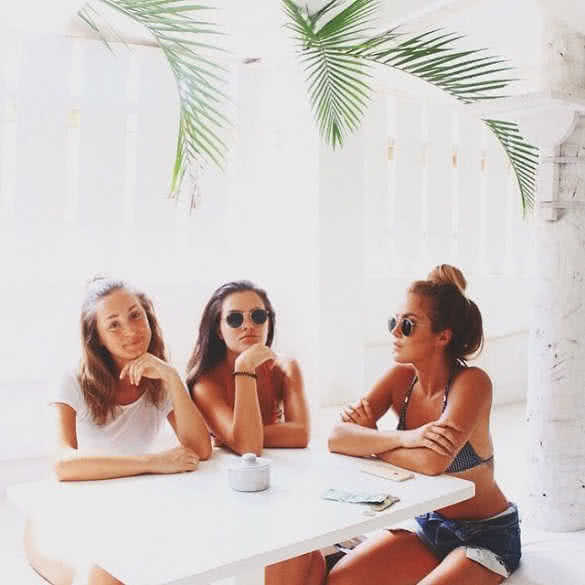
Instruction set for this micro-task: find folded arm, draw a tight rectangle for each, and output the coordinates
[378,368,493,475]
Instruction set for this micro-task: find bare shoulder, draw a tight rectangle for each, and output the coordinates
[191,367,226,401]
[273,355,301,379]
[451,366,493,402]
[375,364,416,396]
[453,366,492,391]
[365,364,415,416]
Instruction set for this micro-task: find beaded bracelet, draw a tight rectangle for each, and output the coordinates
[233,371,257,379]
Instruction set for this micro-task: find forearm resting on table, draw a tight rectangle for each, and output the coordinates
[377,447,448,476]
[166,378,212,460]
[328,423,402,456]
[54,448,157,481]
[263,422,309,448]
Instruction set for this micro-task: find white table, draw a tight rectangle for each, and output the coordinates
[7,447,474,585]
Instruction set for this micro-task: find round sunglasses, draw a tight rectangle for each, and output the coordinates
[388,315,415,337]
[225,309,270,328]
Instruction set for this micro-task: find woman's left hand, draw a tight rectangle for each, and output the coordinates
[341,399,377,429]
[120,353,175,386]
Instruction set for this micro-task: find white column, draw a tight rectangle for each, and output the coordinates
[471,19,585,531]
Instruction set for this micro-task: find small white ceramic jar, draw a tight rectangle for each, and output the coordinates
[228,453,271,492]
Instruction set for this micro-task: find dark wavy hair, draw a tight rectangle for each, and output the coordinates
[78,277,167,425]
[186,280,275,392]
[409,264,484,364]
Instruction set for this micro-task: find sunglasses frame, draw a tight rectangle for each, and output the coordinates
[225,308,270,329]
[388,315,415,337]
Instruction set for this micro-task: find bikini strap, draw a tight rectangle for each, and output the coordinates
[442,360,467,412]
[397,374,417,430]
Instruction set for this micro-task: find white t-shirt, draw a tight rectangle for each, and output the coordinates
[50,372,174,456]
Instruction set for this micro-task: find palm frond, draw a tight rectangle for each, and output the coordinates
[483,119,539,212]
[282,0,379,148]
[355,29,516,104]
[283,0,539,212]
[91,0,229,201]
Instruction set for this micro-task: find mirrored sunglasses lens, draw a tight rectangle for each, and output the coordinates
[251,309,268,325]
[226,312,244,328]
[388,317,397,333]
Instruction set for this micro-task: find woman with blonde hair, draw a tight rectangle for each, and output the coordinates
[326,264,521,585]
[25,277,211,585]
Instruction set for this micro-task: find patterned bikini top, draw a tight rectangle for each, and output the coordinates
[396,370,494,473]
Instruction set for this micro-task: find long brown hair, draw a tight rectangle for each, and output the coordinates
[78,277,167,425]
[409,264,484,364]
[185,280,275,392]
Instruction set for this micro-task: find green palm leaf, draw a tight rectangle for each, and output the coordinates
[483,119,539,212]
[283,0,539,210]
[357,29,515,104]
[283,0,380,148]
[86,0,229,201]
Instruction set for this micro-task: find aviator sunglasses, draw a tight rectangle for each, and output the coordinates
[388,315,416,336]
[225,309,270,328]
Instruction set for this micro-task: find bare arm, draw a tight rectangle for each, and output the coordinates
[52,404,199,481]
[192,376,264,456]
[263,359,310,448]
[164,373,211,460]
[328,423,403,456]
[377,368,493,475]
[121,354,211,460]
[328,365,411,455]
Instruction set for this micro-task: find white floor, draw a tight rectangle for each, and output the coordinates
[1,402,583,584]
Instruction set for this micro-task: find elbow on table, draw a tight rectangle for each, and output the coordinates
[231,439,263,457]
[197,441,212,461]
[295,425,310,448]
[327,424,346,453]
[53,459,76,482]
[421,456,450,476]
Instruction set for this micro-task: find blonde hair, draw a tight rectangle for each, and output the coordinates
[78,277,167,425]
[428,264,467,294]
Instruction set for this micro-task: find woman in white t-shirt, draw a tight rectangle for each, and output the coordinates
[25,277,211,585]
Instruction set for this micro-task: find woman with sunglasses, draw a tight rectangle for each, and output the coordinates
[186,280,321,585]
[186,280,311,455]
[25,277,212,585]
[326,265,520,585]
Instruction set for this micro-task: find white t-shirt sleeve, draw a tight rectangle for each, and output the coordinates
[49,371,86,415]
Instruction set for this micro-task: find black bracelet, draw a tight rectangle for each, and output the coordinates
[233,371,257,379]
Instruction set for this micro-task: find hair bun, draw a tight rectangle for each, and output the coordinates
[427,264,467,295]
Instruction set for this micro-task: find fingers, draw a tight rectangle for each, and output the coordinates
[342,405,362,425]
[120,356,143,385]
[119,363,129,381]
[435,419,464,433]
[182,448,200,471]
[361,399,375,422]
[422,438,452,457]
[129,358,145,386]
[425,430,456,454]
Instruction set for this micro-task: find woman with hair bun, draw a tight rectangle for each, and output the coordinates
[326,265,521,585]
[25,277,211,585]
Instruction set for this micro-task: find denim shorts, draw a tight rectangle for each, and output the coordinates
[414,503,521,577]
